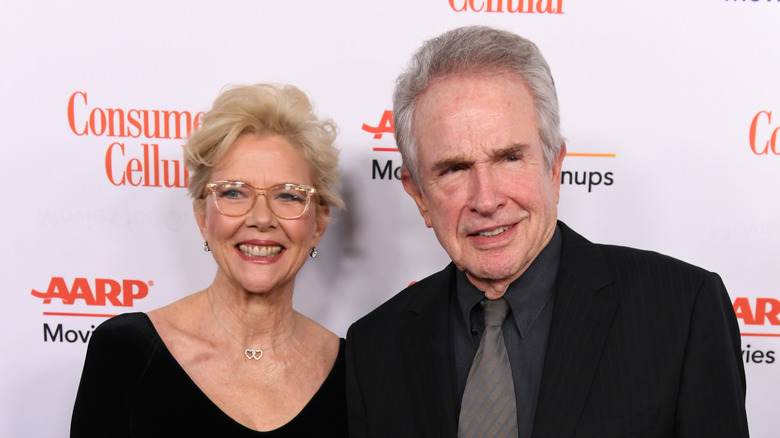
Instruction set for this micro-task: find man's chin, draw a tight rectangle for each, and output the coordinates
[462,266,523,295]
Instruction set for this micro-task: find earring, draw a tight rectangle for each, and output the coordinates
[203,241,210,252]
[309,247,318,258]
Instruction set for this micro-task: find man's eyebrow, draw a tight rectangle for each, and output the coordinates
[490,143,530,159]
[428,143,531,174]
[431,155,470,175]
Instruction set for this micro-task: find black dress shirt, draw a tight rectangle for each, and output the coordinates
[451,226,562,438]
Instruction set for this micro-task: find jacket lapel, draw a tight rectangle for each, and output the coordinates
[398,264,459,438]
[531,222,619,438]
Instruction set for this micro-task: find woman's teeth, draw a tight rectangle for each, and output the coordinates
[238,244,282,257]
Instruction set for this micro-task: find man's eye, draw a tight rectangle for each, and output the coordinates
[505,155,519,162]
[448,165,465,173]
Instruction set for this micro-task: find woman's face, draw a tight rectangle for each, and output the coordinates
[196,133,329,296]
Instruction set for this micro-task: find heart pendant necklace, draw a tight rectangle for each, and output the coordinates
[207,290,297,360]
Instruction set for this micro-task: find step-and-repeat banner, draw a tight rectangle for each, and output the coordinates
[2,1,777,436]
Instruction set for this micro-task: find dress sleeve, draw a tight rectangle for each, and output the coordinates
[674,272,750,437]
[70,313,158,438]
[346,325,370,438]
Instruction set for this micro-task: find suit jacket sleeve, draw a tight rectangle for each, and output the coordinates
[674,272,749,437]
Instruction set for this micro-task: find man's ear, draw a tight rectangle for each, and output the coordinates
[551,143,566,203]
[401,170,432,228]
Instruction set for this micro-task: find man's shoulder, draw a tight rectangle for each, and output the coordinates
[560,221,712,279]
[559,222,720,304]
[596,242,712,279]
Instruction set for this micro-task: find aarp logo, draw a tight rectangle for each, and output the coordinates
[734,297,780,335]
[32,276,152,307]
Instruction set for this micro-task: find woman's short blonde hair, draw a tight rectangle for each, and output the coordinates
[185,83,344,214]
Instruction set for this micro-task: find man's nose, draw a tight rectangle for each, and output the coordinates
[468,167,504,215]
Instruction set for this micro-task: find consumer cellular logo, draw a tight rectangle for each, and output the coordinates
[448,0,564,13]
[749,111,780,155]
[67,91,201,187]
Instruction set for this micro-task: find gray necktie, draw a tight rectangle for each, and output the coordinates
[458,297,518,438]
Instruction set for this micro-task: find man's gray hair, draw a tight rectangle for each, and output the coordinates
[393,25,564,189]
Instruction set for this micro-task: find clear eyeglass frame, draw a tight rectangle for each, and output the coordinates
[204,181,317,220]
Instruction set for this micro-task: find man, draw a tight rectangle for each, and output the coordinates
[346,25,749,438]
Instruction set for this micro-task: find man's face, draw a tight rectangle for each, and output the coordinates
[402,71,565,297]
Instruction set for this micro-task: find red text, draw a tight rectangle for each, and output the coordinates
[32,277,150,307]
[749,111,780,155]
[362,110,395,139]
[449,0,563,13]
[105,142,188,187]
[734,297,780,326]
[67,91,203,139]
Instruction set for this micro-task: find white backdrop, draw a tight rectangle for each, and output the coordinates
[2,1,778,436]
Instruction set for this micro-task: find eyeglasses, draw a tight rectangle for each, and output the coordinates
[205,181,317,219]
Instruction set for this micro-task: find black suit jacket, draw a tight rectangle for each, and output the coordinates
[346,222,749,437]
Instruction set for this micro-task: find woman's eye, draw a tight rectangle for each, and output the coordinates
[221,189,246,199]
[276,192,305,203]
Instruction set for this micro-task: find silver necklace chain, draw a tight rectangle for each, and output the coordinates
[206,290,297,360]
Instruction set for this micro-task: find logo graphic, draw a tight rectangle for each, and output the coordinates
[362,110,395,144]
[32,276,152,344]
[67,91,201,139]
[32,277,151,308]
[67,91,202,187]
[363,110,402,181]
[449,0,564,13]
[735,297,778,365]
[560,152,616,192]
[44,323,96,343]
[734,297,780,331]
[749,111,779,155]
[105,142,189,187]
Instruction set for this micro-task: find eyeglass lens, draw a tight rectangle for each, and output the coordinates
[212,183,310,218]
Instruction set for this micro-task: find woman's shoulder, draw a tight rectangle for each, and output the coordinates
[93,312,156,338]
[88,312,162,361]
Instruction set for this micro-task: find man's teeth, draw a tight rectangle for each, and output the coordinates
[238,244,282,257]
[476,226,510,238]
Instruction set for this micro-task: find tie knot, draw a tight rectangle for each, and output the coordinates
[482,298,509,327]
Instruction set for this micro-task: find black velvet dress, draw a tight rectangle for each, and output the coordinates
[71,313,348,437]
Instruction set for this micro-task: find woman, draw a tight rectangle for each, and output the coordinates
[71,83,347,437]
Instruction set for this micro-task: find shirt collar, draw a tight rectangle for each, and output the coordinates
[456,225,562,338]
